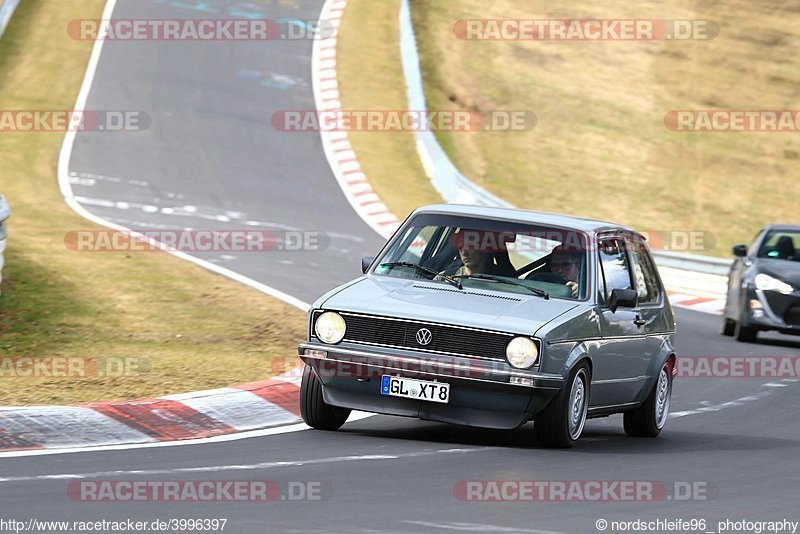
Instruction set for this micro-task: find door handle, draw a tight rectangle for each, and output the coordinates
[634,315,646,327]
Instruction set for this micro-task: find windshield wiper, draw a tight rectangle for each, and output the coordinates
[379,262,463,290]
[454,274,549,299]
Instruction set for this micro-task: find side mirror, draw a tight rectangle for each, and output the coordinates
[609,288,638,313]
[732,244,747,257]
[361,256,375,274]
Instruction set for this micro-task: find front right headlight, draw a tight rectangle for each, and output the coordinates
[755,273,794,295]
[314,311,346,344]
[506,337,539,369]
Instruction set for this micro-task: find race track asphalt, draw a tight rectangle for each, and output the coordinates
[4,0,798,532]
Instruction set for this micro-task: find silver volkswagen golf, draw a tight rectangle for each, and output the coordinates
[298,205,676,447]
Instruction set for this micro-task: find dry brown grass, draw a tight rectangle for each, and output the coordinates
[338,0,800,256]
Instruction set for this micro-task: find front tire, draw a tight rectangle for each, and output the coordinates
[734,319,757,342]
[720,316,735,336]
[534,363,590,448]
[624,361,672,437]
[300,364,351,430]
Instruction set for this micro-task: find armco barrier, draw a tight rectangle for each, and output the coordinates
[0,195,9,293]
[398,0,730,281]
[0,0,21,39]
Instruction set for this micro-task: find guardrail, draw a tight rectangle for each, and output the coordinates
[650,250,731,277]
[398,0,731,278]
[0,0,21,39]
[0,195,10,293]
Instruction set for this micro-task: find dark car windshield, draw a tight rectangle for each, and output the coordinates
[757,230,800,261]
[373,213,590,300]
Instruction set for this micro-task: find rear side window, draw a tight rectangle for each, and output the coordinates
[598,238,633,303]
[628,239,661,305]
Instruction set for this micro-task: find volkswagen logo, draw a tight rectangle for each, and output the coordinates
[415,328,433,346]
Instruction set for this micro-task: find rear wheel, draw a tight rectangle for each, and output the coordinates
[534,363,590,448]
[624,361,672,437]
[300,364,350,430]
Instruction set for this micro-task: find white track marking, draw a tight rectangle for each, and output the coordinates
[669,380,795,418]
[403,521,560,534]
[0,447,492,481]
[0,411,376,459]
[56,0,310,314]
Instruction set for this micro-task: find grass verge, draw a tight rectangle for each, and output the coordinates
[0,0,306,405]
[336,0,440,220]
[338,0,800,257]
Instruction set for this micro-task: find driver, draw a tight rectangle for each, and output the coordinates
[436,230,494,279]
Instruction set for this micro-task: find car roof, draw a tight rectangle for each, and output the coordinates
[411,204,637,235]
[763,224,800,233]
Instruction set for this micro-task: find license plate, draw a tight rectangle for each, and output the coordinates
[380,375,450,404]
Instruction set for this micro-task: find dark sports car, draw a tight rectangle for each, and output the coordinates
[722,224,800,342]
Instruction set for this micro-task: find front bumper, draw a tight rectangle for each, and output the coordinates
[298,342,564,430]
[745,289,800,334]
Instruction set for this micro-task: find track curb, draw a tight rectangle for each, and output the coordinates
[0,0,315,454]
[0,367,304,453]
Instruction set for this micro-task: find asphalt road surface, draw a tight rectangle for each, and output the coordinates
[2,310,799,533]
[66,0,386,303]
[6,0,798,532]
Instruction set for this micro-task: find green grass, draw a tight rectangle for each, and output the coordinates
[337,0,800,256]
[0,0,306,405]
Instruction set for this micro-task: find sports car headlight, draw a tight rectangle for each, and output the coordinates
[755,273,794,295]
[506,337,539,369]
[314,312,346,344]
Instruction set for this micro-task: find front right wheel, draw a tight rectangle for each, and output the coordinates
[624,360,672,437]
[300,364,351,431]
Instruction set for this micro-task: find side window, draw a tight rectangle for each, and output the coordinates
[598,238,633,303]
[628,240,661,305]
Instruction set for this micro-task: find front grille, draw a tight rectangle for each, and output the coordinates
[784,306,800,326]
[324,311,520,361]
[764,292,796,319]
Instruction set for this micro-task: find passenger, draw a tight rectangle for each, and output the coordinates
[549,247,582,298]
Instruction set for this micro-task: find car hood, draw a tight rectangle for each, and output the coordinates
[753,259,800,287]
[319,276,579,336]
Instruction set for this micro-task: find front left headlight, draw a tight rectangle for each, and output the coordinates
[314,311,346,344]
[506,337,539,369]
[755,273,794,295]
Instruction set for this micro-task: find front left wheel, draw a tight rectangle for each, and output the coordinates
[300,364,351,430]
[624,360,672,437]
[534,363,590,448]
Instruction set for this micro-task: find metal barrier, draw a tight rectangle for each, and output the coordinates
[0,195,9,293]
[0,0,21,39]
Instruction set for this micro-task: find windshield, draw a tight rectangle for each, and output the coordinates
[757,230,800,261]
[373,213,589,300]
